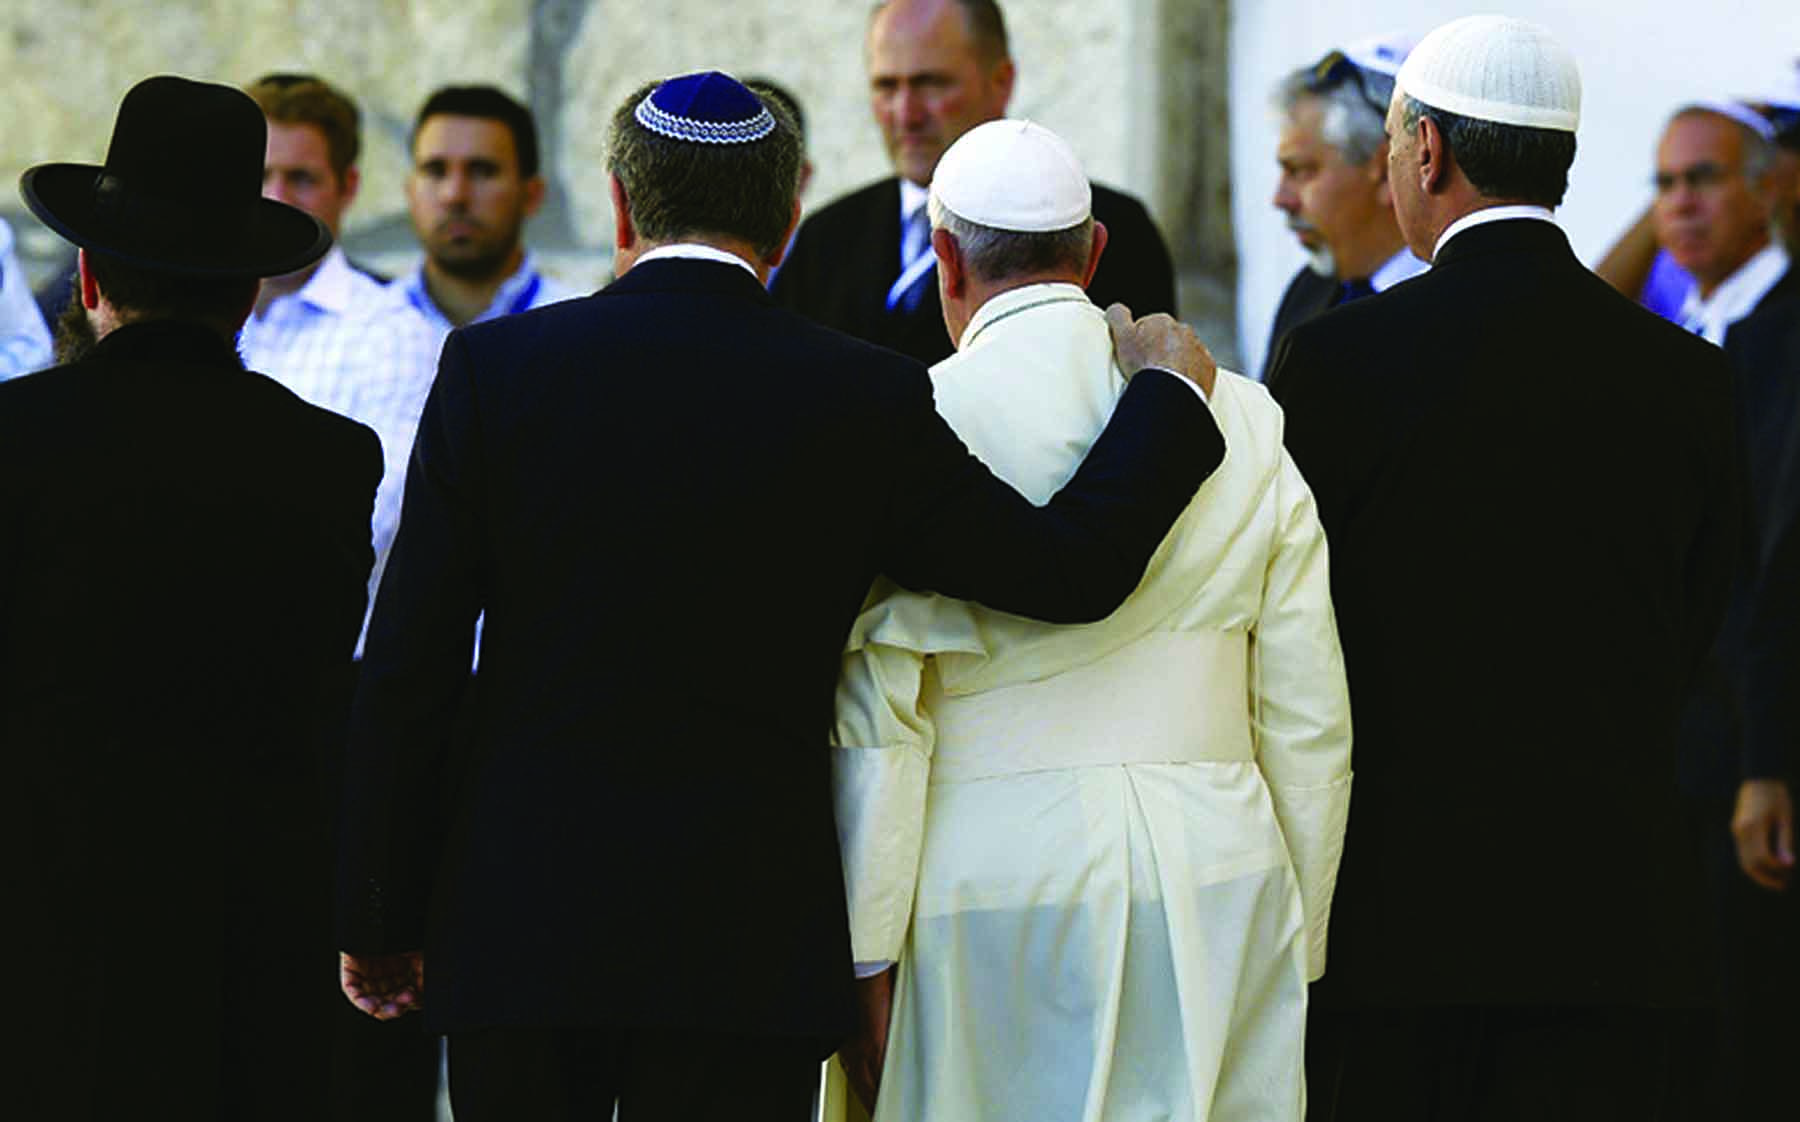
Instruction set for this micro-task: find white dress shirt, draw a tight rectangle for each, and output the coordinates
[1676,242,1790,346]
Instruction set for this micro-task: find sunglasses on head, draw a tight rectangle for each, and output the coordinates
[1307,50,1389,117]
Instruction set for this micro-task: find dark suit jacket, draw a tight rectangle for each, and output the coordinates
[0,321,379,1119]
[1261,265,1339,385]
[337,258,1222,1048]
[1680,266,1800,796]
[1270,218,1739,1010]
[772,176,1178,365]
[1737,271,1800,784]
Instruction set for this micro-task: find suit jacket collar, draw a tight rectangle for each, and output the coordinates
[89,318,245,370]
[602,256,775,306]
[1430,217,1574,271]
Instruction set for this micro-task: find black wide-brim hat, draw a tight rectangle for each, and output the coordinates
[20,74,331,278]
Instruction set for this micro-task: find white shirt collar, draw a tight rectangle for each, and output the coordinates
[1676,242,1790,346]
[899,178,930,224]
[261,244,359,319]
[635,243,760,279]
[1433,205,1559,260]
[400,251,550,328]
[1370,246,1431,292]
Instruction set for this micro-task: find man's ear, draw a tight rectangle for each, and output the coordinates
[1079,221,1109,289]
[765,197,803,268]
[932,227,967,300]
[339,165,362,212]
[609,175,635,252]
[521,174,547,218]
[1419,116,1449,196]
[77,248,101,311]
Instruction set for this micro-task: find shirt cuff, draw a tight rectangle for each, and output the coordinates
[854,960,895,978]
[1145,365,1207,403]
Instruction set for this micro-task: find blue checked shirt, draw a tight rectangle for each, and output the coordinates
[240,247,442,654]
[0,217,53,380]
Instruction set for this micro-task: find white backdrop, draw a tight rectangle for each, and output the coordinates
[1230,1,1800,377]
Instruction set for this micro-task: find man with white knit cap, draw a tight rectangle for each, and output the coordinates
[830,118,1352,1121]
[1269,15,1739,1120]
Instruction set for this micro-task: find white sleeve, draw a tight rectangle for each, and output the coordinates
[832,585,938,965]
[1251,448,1354,981]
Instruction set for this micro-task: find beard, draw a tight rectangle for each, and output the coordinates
[1285,218,1336,277]
[53,289,98,365]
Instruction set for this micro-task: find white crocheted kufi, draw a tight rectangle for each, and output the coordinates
[930,119,1091,233]
[1396,14,1581,133]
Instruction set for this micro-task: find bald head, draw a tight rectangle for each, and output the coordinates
[866,0,1016,187]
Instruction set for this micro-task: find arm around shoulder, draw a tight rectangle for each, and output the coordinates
[876,361,1223,624]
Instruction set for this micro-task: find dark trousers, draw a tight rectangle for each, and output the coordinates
[1305,1005,1716,1122]
[448,1026,820,1121]
[1698,793,1800,1122]
[330,1000,441,1122]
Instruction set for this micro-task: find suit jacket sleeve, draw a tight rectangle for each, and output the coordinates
[337,332,488,952]
[876,367,1223,624]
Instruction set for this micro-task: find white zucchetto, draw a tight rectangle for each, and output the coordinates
[930,120,1092,233]
[1396,14,1581,133]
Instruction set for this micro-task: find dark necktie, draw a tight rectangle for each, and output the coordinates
[1334,277,1376,305]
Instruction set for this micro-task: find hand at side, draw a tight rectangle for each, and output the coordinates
[340,950,425,1019]
[840,965,896,1112]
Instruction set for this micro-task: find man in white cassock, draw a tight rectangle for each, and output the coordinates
[829,119,1354,1122]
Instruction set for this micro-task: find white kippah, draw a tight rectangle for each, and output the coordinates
[929,119,1091,233]
[1684,99,1776,141]
[1396,14,1581,133]
[1343,31,1418,79]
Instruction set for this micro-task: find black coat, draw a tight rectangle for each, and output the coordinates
[1270,218,1740,1009]
[772,176,1178,365]
[1261,265,1339,385]
[1737,273,1800,784]
[1680,266,1800,796]
[0,321,380,1119]
[336,258,1222,1049]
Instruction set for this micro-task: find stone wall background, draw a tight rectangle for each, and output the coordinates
[0,0,1238,362]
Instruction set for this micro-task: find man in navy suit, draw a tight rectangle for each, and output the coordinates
[772,0,1177,364]
[337,71,1222,1121]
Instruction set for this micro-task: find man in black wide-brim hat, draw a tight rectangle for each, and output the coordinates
[0,75,381,1119]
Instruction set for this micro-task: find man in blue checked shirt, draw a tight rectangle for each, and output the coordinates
[391,85,578,334]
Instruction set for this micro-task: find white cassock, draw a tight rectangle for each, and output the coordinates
[828,282,1353,1122]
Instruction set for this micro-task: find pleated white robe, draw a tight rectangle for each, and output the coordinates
[829,283,1353,1122]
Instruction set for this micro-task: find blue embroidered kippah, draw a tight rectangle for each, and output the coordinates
[635,71,776,145]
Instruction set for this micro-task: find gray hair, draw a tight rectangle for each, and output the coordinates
[1274,66,1394,165]
[927,193,1095,283]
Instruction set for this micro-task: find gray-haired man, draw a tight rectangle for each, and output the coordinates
[1265,34,1427,383]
